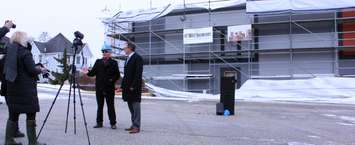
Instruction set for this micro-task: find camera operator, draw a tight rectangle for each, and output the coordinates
[0,21,27,140]
[0,20,15,38]
[3,31,46,145]
[0,20,15,104]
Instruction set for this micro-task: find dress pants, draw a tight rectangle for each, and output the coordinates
[96,91,117,125]
[127,102,140,129]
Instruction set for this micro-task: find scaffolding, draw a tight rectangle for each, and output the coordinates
[103,0,355,94]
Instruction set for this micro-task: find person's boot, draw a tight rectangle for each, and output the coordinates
[26,120,46,145]
[4,120,22,145]
[93,122,103,128]
[14,122,25,138]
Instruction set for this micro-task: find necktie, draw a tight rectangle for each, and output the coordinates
[125,56,130,66]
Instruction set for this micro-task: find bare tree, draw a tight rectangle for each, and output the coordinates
[38,32,51,42]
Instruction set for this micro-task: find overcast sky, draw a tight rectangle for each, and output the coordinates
[0,0,207,59]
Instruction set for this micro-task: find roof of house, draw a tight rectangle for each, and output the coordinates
[34,33,83,54]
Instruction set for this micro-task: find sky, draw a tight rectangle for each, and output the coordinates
[0,0,209,60]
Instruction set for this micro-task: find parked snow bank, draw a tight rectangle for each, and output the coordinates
[33,77,355,104]
[237,77,355,104]
[147,77,355,104]
[145,83,218,102]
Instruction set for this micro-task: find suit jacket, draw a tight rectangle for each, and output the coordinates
[87,58,120,96]
[122,53,143,102]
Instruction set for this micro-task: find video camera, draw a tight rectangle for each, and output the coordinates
[35,63,51,79]
[72,31,84,48]
[5,20,16,29]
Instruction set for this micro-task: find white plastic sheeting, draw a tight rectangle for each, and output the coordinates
[146,77,355,104]
[103,0,355,23]
[103,4,175,23]
[247,0,355,13]
[103,0,246,23]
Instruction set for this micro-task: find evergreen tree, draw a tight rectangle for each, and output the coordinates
[49,48,70,84]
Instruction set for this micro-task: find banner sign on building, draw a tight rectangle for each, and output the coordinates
[228,25,252,42]
[183,27,213,44]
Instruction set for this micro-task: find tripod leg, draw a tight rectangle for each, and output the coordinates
[65,81,73,133]
[73,76,77,134]
[76,82,91,145]
[37,82,65,139]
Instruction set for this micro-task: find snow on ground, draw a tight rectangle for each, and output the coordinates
[37,83,88,93]
[145,83,218,102]
[321,113,355,126]
[288,142,315,145]
[238,77,355,104]
[3,76,354,104]
[36,83,187,101]
[148,76,355,104]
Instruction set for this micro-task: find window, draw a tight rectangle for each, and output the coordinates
[83,57,88,65]
[76,56,81,64]
[39,55,42,62]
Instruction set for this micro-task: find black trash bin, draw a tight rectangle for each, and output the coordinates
[218,76,236,115]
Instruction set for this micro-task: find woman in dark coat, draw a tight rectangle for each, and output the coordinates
[0,23,26,138]
[3,31,46,145]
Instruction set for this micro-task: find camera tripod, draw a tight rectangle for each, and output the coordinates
[37,44,91,145]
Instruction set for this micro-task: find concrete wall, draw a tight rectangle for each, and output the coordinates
[258,49,335,76]
[144,64,187,91]
[258,33,336,50]
[255,13,337,77]
[165,9,250,30]
[130,9,341,93]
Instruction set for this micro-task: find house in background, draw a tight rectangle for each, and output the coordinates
[31,33,94,73]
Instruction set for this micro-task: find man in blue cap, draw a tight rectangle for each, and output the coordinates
[83,43,120,129]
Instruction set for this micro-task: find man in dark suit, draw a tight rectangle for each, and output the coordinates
[121,42,143,134]
[84,46,120,129]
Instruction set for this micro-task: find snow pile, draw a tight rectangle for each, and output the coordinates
[147,76,355,104]
[37,83,72,91]
[145,83,218,102]
[237,77,355,104]
[29,76,355,104]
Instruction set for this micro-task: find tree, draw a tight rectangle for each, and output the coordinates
[38,32,51,42]
[49,48,70,85]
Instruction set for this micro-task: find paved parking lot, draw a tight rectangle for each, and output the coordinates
[0,93,355,145]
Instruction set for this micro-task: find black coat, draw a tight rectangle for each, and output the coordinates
[0,27,9,39]
[6,43,42,113]
[0,27,10,82]
[87,58,120,96]
[122,53,143,102]
[0,27,9,96]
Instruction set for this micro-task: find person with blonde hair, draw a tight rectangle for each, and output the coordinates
[0,21,26,140]
[4,31,47,145]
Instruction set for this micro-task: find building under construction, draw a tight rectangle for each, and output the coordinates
[103,0,355,94]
